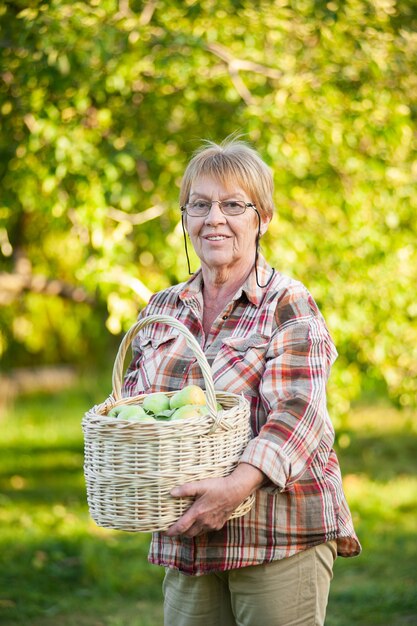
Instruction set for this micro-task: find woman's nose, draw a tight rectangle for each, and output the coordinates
[204,202,226,224]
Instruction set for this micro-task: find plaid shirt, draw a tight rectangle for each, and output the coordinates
[123,256,361,575]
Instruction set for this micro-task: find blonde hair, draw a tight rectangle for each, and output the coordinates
[180,136,275,221]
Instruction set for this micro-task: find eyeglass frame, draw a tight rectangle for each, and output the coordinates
[180,199,257,217]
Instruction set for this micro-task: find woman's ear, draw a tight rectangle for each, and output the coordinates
[259,217,271,237]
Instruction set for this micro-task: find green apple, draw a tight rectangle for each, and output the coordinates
[107,404,127,418]
[198,402,223,416]
[169,385,206,410]
[142,392,170,415]
[117,404,154,421]
[171,404,202,420]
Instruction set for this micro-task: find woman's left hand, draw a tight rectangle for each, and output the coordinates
[165,463,265,538]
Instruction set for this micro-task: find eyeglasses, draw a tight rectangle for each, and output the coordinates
[181,199,257,217]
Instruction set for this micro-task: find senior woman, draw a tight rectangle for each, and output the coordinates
[122,137,361,626]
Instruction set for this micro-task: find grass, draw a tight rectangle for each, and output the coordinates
[0,376,416,625]
[327,403,417,625]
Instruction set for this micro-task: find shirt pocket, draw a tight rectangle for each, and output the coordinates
[132,331,180,393]
[212,333,270,397]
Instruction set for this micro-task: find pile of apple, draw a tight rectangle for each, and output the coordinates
[107,384,220,422]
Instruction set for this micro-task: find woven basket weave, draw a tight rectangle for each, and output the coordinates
[82,314,254,532]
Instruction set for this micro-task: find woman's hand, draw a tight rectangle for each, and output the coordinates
[165,463,265,538]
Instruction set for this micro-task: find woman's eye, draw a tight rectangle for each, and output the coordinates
[223,201,243,210]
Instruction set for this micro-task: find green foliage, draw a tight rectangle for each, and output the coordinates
[1,0,416,417]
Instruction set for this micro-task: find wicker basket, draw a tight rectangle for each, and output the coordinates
[82,314,254,532]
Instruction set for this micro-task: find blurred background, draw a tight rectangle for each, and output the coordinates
[1,1,416,624]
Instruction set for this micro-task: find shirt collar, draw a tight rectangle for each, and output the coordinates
[179,254,274,308]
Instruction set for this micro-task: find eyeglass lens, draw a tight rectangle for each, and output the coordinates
[186,200,248,216]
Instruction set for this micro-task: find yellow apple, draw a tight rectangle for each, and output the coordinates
[169,385,206,410]
[171,404,202,420]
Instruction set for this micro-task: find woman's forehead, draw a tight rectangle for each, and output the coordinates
[189,174,249,196]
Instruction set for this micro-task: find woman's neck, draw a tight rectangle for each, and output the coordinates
[201,263,252,303]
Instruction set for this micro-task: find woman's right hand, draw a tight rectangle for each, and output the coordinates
[165,462,265,538]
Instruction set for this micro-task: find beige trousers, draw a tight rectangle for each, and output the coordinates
[163,541,337,626]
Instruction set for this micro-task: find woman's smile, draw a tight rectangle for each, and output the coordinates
[202,233,230,242]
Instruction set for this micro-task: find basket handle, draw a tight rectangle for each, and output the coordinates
[112,314,218,424]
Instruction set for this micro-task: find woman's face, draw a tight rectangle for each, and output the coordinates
[185,175,269,276]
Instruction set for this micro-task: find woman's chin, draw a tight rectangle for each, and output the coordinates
[200,252,232,269]
[201,255,253,276]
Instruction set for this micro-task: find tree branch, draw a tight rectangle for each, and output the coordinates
[228,68,254,105]
[114,0,133,19]
[139,0,157,26]
[102,271,153,303]
[0,271,95,306]
[106,204,165,225]
[206,42,282,90]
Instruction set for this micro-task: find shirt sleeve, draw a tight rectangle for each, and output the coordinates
[239,284,338,491]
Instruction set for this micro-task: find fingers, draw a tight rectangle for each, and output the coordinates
[166,477,232,537]
[165,481,205,536]
[170,482,200,498]
[182,521,208,538]
[164,507,198,537]
[165,503,228,538]
[165,518,204,538]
